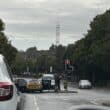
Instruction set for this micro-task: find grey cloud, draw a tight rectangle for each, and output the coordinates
[0,0,110,50]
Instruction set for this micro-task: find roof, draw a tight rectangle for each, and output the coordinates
[43,74,54,77]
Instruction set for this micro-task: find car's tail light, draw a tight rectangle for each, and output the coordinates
[0,82,13,101]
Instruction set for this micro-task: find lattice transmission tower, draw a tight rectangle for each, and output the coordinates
[56,21,60,46]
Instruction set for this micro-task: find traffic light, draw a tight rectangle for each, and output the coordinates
[65,59,70,65]
[64,59,74,72]
[66,64,74,72]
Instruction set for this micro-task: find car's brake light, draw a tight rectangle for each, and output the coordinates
[0,82,13,101]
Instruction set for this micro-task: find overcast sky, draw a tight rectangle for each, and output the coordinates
[0,0,110,51]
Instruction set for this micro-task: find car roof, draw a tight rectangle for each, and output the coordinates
[16,77,38,82]
[43,74,54,77]
[80,80,90,82]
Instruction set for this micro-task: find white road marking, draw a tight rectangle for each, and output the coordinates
[90,99,99,105]
[34,96,40,110]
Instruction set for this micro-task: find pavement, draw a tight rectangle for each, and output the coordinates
[19,84,110,110]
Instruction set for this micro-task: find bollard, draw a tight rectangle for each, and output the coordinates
[63,80,68,91]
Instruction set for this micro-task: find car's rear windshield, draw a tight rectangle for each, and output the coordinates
[29,79,38,83]
[43,76,54,80]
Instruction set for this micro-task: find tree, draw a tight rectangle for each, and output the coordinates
[0,19,5,31]
[55,45,66,72]
[11,53,26,74]
[0,19,17,66]
[49,44,56,52]
[65,44,74,60]
[71,9,110,82]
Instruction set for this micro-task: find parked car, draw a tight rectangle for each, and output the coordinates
[79,80,92,89]
[42,74,55,90]
[26,78,43,92]
[0,54,18,110]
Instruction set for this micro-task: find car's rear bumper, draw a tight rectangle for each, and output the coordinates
[26,85,42,92]
[42,85,55,90]
[79,85,92,89]
[26,88,42,91]
[0,97,18,110]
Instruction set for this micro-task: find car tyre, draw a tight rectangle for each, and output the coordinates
[40,89,43,93]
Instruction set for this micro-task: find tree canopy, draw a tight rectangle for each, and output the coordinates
[0,19,17,66]
[65,9,110,81]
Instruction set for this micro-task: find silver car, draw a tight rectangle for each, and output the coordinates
[79,80,92,89]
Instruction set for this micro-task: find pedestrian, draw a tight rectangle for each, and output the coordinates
[58,75,62,90]
[55,73,61,91]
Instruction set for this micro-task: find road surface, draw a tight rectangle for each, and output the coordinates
[20,86,110,110]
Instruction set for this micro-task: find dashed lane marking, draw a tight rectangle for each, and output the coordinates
[34,96,40,110]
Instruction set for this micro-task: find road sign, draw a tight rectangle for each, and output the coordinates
[50,66,53,73]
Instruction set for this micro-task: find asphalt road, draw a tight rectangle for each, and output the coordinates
[20,86,110,110]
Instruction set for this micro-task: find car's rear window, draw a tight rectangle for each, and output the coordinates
[29,79,38,83]
[43,76,54,80]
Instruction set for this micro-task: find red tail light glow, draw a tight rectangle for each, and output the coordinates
[0,82,13,101]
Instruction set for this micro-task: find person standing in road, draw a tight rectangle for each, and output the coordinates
[55,73,61,91]
[58,75,62,90]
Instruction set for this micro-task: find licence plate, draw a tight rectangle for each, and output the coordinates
[28,85,38,89]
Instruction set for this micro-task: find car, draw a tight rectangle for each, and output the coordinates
[0,54,18,110]
[26,78,43,92]
[79,80,92,89]
[42,74,55,90]
[14,78,27,93]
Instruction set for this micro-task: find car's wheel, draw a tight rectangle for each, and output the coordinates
[40,89,43,93]
[78,86,82,89]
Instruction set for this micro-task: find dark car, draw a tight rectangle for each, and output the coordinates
[42,74,55,90]
[15,78,27,92]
